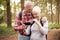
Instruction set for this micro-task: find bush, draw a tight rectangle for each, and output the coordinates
[0,23,16,36]
[49,23,60,29]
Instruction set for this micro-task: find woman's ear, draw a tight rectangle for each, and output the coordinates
[38,13,41,18]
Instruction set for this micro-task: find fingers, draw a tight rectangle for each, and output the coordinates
[22,24,27,29]
[18,24,27,29]
[33,19,37,21]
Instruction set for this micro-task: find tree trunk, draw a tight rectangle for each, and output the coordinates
[21,0,24,10]
[3,0,7,24]
[14,1,16,19]
[3,10,7,23]
[6,0,12,27]
[56,0,59,24]
[50,0,53,23]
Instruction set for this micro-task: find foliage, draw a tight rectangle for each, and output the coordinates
[49,23,60,29]
[0,9,3,24]
[0,0,6,7]
[0,23,16,36]
[0,0,6,24]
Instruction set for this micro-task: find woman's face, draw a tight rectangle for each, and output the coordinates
[32,13,41,19]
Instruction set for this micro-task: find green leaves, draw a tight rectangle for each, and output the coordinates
[49,23,60,29]
[0,0,6,7]
[0,8,3,24]
[0,23,16,35]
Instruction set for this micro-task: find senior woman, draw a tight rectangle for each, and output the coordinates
[24,6,48,40]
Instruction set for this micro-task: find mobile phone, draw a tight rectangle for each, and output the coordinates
[24,22,31,25]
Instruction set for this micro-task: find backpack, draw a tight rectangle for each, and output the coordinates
[19,12,47,40]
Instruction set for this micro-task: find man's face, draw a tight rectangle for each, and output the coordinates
[25,6,33,13]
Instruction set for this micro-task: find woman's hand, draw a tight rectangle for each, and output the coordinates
[33,19,42,29]
[33,19,38,23]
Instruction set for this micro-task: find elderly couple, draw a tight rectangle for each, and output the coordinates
[14,1,48,40]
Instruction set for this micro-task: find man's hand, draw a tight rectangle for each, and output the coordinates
[22,24,27,29]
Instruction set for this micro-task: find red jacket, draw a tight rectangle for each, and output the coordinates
[14,11,33,35]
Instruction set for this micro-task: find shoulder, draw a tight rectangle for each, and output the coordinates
[44,21,48,27]
[42,17,47,20]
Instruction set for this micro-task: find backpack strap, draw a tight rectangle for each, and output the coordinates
[19,11,22,20]
[40,19,43,26]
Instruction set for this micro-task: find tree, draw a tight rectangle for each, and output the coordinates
[21,0,24,10]
[50,0,53,23]
[56,0,60,24]
[6,0,12,27]
[13,1,16,19]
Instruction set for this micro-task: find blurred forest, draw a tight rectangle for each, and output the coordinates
[0,0,60,28]
[0,0,60,40]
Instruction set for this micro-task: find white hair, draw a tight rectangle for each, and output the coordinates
[32,6,41,14]
[24,1,34,7]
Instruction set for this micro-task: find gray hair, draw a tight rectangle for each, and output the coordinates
[24,1,34,7]
[32,6,41,14]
